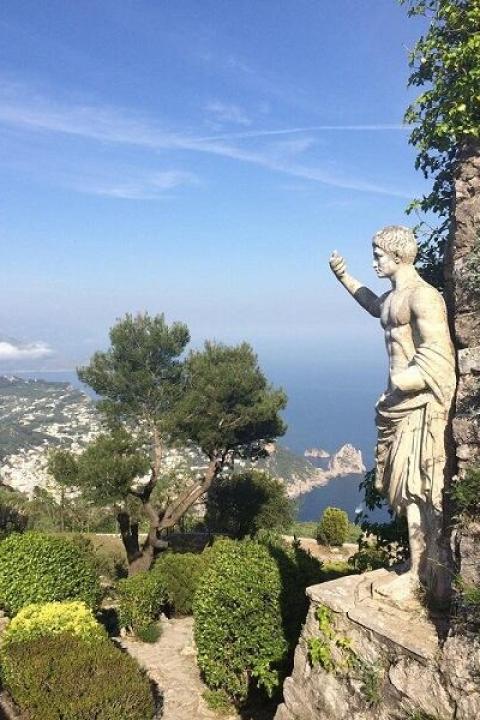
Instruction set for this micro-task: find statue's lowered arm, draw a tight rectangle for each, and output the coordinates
[329,251,381,318]
[392,286,454,399]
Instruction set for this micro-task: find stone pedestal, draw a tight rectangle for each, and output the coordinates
[275,570,480,720]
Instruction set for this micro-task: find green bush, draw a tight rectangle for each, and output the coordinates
[1,634,155,720]
[206,470,294,538]
[194,538,287,703]
[451,467,480,518]
[116,570,167,633]
[350,545,390,572]
[153,551,208,616]
[69,533,127,580]
[136,622,162,643]
[357,469,410,564]
[256,531,324,650]
[316,507,349,546]
[2,601,106,646]
[0,532,101,615]
[203,689,235,715]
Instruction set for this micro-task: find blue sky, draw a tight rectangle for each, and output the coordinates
[0,0,428,374]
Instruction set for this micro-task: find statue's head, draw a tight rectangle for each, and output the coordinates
[372,225,417,277]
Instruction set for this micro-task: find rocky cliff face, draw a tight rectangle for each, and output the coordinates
[328,444,365,476]
[279,444,366,499]
[275,570,480,720]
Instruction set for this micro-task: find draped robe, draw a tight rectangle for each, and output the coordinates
[375,344,456,515]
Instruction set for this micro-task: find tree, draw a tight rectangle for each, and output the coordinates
[47,449,80,532]
[205,470,294,539]
[316,507,349,546]
[166,341,287,536]
[0,486,28,540]
[77,317,287,574]
[400,0,480,288]
[77,313,189,573]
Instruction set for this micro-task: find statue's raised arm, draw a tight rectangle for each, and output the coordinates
[329,250,382,318]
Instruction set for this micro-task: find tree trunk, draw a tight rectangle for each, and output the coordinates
[444,139,480,588]
[117,511,142,566]
[123,455,223,575]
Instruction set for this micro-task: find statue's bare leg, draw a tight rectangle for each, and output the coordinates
[406,502,426,583]
[373,503,426,605]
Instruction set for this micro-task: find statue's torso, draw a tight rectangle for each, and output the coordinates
[380,286,418,381]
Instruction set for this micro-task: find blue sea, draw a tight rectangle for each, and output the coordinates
[16,358,386,523]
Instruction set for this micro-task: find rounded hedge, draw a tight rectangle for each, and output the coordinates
[2,601,107,646]
[1,634,156,720]
[116,570,167,633]
[193,538,287,702]
[316,507,349,546]
[0,532,101,615]
[153,551,208,616]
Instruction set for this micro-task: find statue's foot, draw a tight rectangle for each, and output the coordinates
[372,568,421,609]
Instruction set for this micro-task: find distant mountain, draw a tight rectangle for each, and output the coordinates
[0,376,365,498]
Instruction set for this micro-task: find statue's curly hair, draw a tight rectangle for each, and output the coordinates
[372,226,417,264]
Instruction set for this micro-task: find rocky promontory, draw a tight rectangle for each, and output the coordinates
[304,448,330,459]
[266,443,366,499]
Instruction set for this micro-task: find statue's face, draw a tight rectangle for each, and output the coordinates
[372,245,398,278]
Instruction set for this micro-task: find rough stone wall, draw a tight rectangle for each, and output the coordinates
[447,141,480,474]
[444,142,480,587]
[275,571,480,720]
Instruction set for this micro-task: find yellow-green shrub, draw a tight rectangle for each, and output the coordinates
[0,532,101,615]
[2,601,106,646]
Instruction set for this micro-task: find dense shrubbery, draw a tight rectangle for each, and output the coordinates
[153,551,208,616]
[316,507,349,546]
[0,532,101,615]
[2,601,106,646]
[356,469,409,567]
[349,545,390,573]
[69,533,128,580]
[256,531,324,649]
[194,538,287,702]
[206,470,294,538]
[451,467,480,519]
[116,570,167,633]
[1,634,156,720]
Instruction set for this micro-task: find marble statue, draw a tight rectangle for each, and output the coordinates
[330,226,456,602]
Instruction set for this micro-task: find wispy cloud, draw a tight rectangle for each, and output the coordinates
[205,100,251,127]
[73,170,199,200]
[196,124,408,142]
[0,80,412,199]
[0,339,53,361]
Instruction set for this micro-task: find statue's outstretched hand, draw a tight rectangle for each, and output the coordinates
[329,251,347,280]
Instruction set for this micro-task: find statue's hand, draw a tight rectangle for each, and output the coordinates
[329,251,347,280]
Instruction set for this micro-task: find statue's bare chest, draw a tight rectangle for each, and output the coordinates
[380,290,412,330]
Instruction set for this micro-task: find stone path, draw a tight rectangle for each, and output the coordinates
[120,616,238,720]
